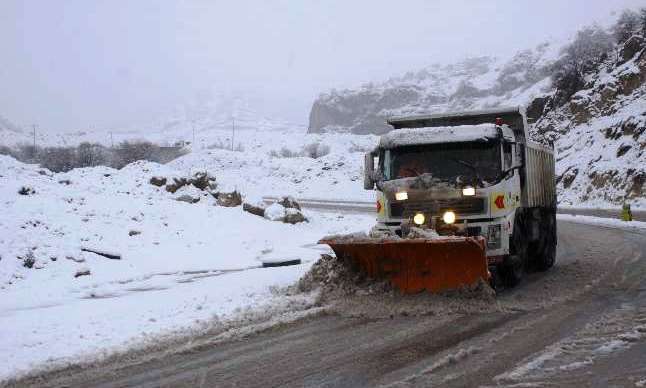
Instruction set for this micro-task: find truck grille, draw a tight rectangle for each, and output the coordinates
[390,197,486,218]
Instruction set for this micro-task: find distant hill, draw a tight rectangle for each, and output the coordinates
[308,42,558,135]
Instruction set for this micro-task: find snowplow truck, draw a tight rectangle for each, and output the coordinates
[320,107,556,293]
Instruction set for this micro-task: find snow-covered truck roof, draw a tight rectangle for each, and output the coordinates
[387,106,525,129]
[379,124,502,149]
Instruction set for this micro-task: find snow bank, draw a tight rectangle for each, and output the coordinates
[0,155,375,381]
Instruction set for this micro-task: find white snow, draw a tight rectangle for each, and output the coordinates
[0,153,375,381]
[496,304,646,384]
[264,203,287,221]
[379,124,498,148]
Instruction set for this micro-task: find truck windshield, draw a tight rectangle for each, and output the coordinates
[385,141,501,187]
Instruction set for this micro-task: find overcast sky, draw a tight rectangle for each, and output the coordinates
[1,0,644,132]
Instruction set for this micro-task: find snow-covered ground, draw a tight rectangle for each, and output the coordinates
[0,153,376,381]
[168,130,378,203]
[2,116,646,381]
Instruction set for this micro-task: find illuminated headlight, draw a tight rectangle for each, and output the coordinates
[487,224,502,249]
[395,191,408,201]
[462,186,475,196]
[442,211,456,224]
[413,213,425,225]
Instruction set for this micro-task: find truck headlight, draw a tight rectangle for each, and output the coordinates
[462,186,475,196]
[442,211,456,224]
[413,213,425,225]
[395,191,408,201]
[487,224,501,249]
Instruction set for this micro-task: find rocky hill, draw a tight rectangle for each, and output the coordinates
[308,43,558,135]
[534,34,646,207]
[308,12,646,208]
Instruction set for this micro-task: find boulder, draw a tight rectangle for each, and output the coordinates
[74,268,91,278]
[216,191,242,207]
[175,195,200,204]
[278,196,301,210]
[263,203,308,224]
[618,36,645,64]
[628,173,645,198]
[18,186,35,195]
[190,171,216,191]
[165,177,189,193]
[526,96,550,123]
[149,176,167,187]
[243,202,266,217]
[284,208,308,224]
[618,70,643,96]
[559,167,579,189]
[569,95,593,124]
[617,144,632,157]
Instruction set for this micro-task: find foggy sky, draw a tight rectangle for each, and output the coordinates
[1,0,644,132]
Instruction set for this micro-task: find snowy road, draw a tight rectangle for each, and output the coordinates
[14,216,646,388]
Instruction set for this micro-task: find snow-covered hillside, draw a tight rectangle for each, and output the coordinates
[168,129,378,203]
[307,24,646,208]
[0,115,29,146]
[534,35,646,208]
[308,42,559,135]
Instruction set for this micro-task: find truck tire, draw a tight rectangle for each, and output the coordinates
[534,212,557,271]
[500,213,527,288]
[500,254,524,288]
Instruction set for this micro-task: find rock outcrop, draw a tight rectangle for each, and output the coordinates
[308,46,555,135]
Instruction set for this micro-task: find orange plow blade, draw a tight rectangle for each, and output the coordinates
[318,237,489,294]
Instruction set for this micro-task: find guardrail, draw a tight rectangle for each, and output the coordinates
[262,196,645,222]
[262,196,374,213]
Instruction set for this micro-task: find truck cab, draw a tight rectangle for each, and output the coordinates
[364,107,557,286]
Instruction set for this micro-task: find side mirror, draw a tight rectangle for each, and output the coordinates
[364,152,375,190]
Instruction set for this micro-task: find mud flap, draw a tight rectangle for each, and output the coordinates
[319,237,489,294]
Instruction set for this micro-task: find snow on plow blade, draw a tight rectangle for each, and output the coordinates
[318,237,489,294]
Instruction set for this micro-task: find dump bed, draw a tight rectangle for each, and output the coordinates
[524,141,556,208]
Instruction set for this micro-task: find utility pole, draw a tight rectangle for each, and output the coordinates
[31,124,37,160]
[191,120,196,146]
[231,117,235,151]
[110,132,114,148]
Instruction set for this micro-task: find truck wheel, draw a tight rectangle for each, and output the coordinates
[501,214,527,288]
[535,223,556,271]
[535,241,556,271]
[500,254,524,288]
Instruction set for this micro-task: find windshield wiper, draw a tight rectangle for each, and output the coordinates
[449,158,482,187]
[450,158,477,171]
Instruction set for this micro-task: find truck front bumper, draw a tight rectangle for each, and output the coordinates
[373,218,509,258]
